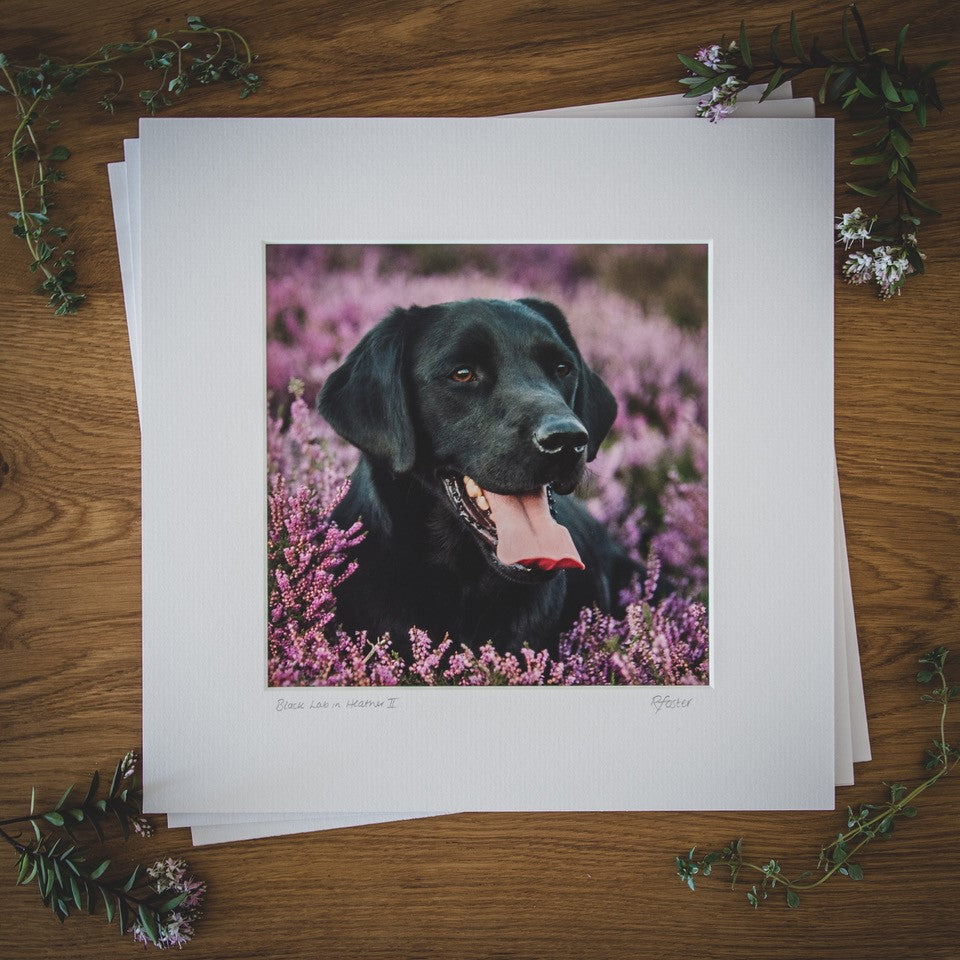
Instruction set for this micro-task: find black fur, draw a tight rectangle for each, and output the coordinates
[317,297,636,659]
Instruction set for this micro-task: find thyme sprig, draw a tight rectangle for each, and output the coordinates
[678,4,948,299]
[0,15,260,316]
[676,646,959,908]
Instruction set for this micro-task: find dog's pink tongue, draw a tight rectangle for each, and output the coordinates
[483,487,584,571]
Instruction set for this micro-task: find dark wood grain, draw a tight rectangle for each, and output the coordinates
[1,1,958,957]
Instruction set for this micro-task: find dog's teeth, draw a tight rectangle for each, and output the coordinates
[464,476,480,498]
[476,494,490,512]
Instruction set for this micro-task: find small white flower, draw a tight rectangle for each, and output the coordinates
[835,208,876,250]
[842,250,874,285]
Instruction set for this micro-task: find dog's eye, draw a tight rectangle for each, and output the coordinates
[450,367,476,383]
[555,362,573,378]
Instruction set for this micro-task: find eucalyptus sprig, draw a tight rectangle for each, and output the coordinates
[677,3,947,299]
[676,646,960,909]
[0,15,261,316]
[2,751,206,948]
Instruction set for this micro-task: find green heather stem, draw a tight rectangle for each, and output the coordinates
[1,17,260,315]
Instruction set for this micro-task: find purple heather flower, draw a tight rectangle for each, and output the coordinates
[697,75,744,123]
[131,815,154,838]
[695,44,723,69]
[130,858,206,950]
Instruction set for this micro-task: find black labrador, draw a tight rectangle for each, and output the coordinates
[317,297,637,659]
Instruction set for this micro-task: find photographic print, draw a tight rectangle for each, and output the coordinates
[267,244,709,687]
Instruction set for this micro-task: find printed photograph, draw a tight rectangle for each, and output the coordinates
[267,244,709,686]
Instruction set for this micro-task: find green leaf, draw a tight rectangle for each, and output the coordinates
[102,890,115,924]
[738,21,752,68]
[89,815,104,842]
[138,905,159,944]
[109,759,123,798]
[789,12,806,61]
[818,65,837,105]
[17,854,30,884]
[117,896,129,935]
[854,76,877,98]
[895,24,909,69]
[896,167,917,191]
[687,76,723,97]
[841,10,859,61]
[850,154,886,166]
[155,891,188,913]
[0,53,7,68]
[677,53,717,78]
[44,811,65,827]
[880,68,901,103]
[55,784,74,810]
[69,875,83,910]
[187,15,206,31]
[770,24,781,61]
[841,88,861,110]
[829,66,856,101]
[890,129,911,158]
[916,99,927,127]
[30,786,35,814]
[847,863,864,881]
[146,28,158,42]
[31,818,42,842]
[919,59,948,79]
[83,770,100,806]
[760,67,784,103]
[89,859,110,879]
[123,865,140,892]
[786,889,800,908]
[852,123,888,138]
[901,806,919,817]
[49,146,71,162]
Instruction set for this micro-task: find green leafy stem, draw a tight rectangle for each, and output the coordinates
[0,15,260,316]
[678,4,948,298]
[676,646,960,908]
[1,752,197,945]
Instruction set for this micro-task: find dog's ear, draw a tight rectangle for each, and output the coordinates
[317,307,416,473]
[518,298,617,461]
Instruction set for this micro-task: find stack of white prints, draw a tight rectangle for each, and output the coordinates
[107,86,871,846]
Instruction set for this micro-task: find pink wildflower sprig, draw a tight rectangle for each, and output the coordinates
[3,753,207,949]
[130,858,207,950]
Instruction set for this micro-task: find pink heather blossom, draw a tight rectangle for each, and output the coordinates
[266,245,709,686]
[695,44,723,69]
[696,75,743,122]
[130,858,206,950]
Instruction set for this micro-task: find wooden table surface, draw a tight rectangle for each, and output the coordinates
[1,1,957,957]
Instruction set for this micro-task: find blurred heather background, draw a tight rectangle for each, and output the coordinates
[266,244,709,686]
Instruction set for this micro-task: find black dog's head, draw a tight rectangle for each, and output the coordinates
[318,298,616,578]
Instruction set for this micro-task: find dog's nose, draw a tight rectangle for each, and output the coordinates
[533,417,589,456]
